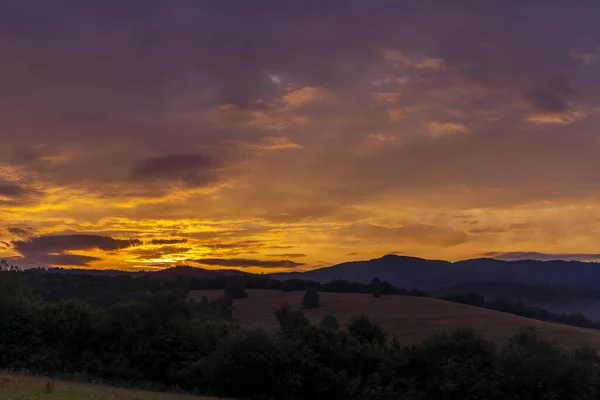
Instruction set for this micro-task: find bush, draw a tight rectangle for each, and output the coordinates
[274,304,310,335]
[301,288,320,308]
[347,315,386,346]
[321,315,340,330]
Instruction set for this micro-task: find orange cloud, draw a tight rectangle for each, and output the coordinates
[281,87,333,108]
[414,58,446,70]
[383,50,446,70]
[525,110,586,125]
[244,136,303,151]
[428,122,469,138]
[366,133,396,141]
[4,1,600,273]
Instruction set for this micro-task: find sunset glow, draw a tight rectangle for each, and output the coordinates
[2,2,600,271]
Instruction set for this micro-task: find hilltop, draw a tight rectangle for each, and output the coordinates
[272,254,600,290]
[41,254,600,292]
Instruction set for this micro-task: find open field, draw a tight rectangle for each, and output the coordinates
[0,374,222,400]
[190,289,600,349]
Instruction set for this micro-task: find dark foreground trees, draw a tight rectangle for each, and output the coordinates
[3,268,600,400]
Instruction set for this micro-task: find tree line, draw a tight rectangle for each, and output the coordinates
[20,267,428,308]
[438,280,600,304]
[440,292,600,330]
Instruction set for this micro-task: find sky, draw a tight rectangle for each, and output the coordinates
[2,1,600,272]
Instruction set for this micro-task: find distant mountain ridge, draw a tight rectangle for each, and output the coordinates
[270,254,600,290]
[37,254,600,291]
[39,265,249,279]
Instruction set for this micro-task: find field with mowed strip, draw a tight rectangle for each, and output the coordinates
[0,374,224,400]
[190,289,600,349]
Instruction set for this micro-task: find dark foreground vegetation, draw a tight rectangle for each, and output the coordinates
[4,261,600,399]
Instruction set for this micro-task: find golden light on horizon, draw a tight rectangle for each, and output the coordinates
[2,2,600,272]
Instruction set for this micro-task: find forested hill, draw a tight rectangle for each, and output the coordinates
[272,255,600,290]
[36,254,600,292]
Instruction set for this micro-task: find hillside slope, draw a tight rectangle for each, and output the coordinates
[43,255,600,291]
[272,255,600,290]
[190,289,600,349]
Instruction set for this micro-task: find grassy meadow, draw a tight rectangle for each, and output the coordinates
[190,289,600,349]
[0,375,222,400]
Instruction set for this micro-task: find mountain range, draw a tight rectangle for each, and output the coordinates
[271,255,600,290]
[42,254,600,291]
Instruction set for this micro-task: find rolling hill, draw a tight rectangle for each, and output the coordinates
[189,289,600,349]
[42,255,600,292]
[272,254,600,290]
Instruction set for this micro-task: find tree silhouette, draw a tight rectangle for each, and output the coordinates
[370,277,384,298]
[301,288,320,308]
[224,283,248,299]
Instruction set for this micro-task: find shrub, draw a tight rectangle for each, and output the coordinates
[44,380,55,394]
[301,288,320,308]
[347,315,386,345]
[274,304,310,334]
[321,315,340,330]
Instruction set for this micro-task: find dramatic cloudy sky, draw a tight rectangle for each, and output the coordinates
[2,0,600,271]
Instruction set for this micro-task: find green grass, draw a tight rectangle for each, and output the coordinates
[0,375,222,400]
